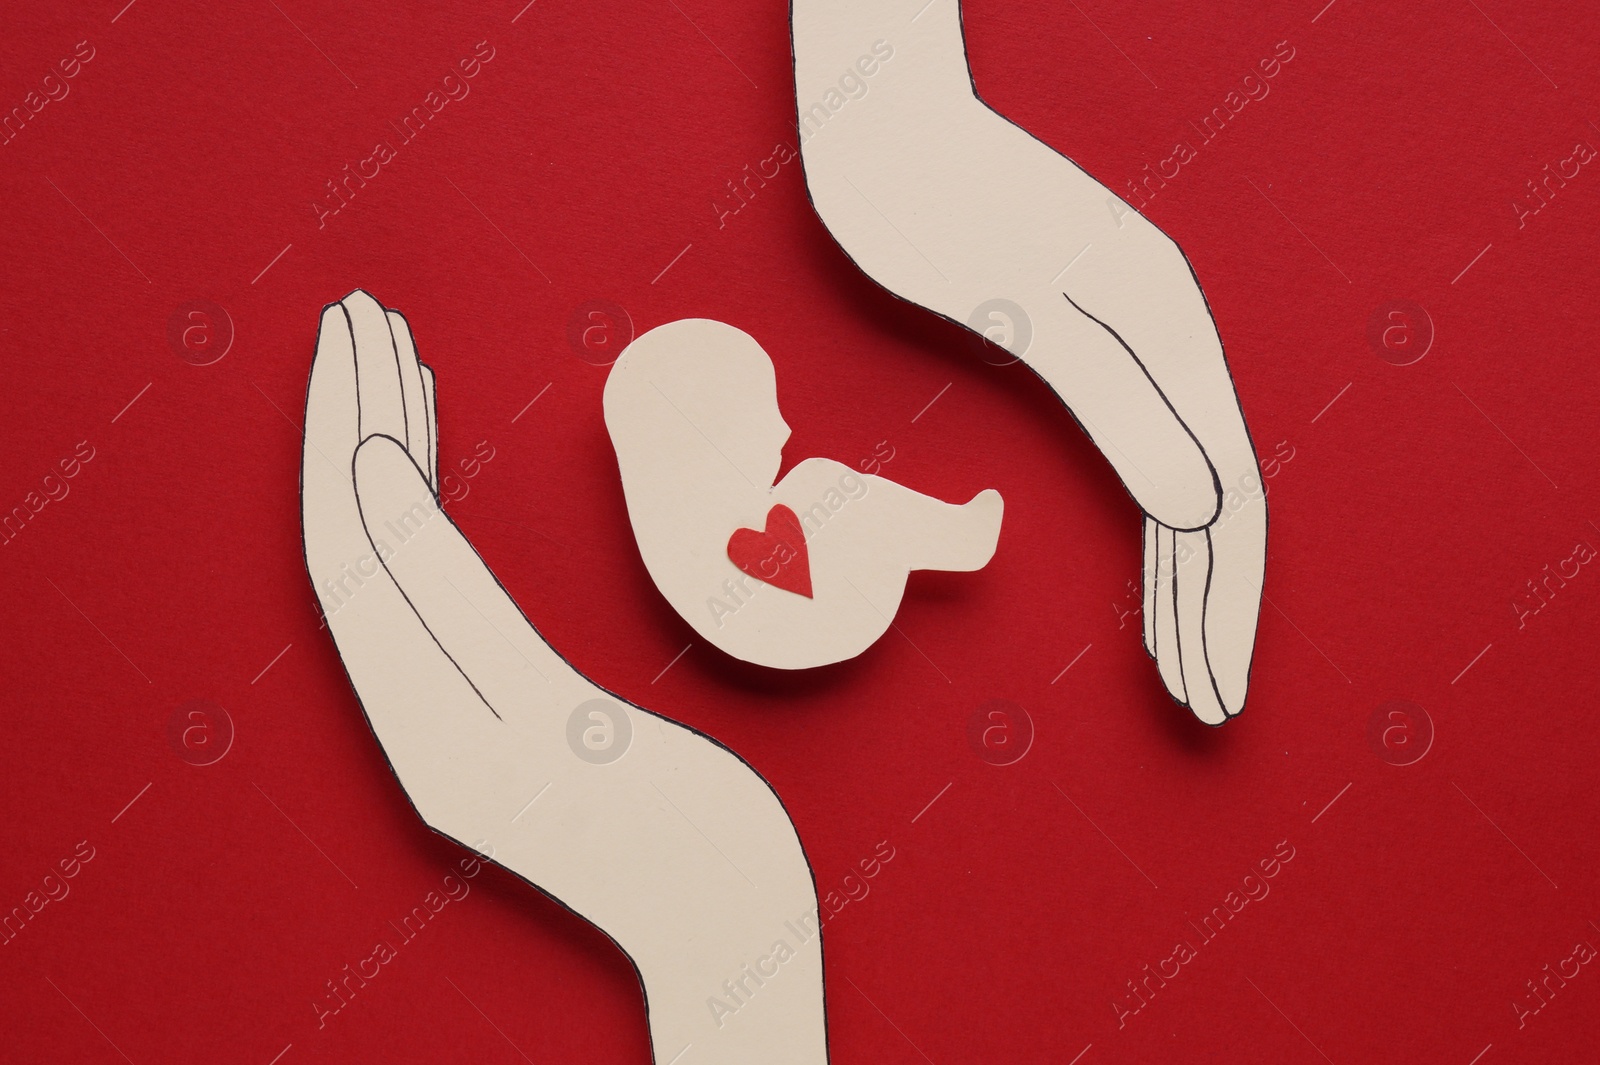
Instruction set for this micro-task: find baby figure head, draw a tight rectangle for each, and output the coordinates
[604,319,792,491]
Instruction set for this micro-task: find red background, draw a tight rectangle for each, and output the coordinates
[3,1,1598,1062]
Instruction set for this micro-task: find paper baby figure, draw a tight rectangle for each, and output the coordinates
[604,318,1004,670]
[792,1,1268,724]
[302,292,828,1065]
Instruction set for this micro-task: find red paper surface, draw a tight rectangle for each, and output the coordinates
[3,2,1598,1062]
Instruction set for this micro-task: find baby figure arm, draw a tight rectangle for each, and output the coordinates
[861,477,1003,572]
[778,457,1002,574]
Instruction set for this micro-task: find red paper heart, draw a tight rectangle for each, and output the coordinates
[727,504,813,598]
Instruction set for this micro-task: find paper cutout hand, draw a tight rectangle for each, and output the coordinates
[793,6,1266,723]
[301,291,827,1064]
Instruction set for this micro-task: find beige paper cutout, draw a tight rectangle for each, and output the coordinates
[303,291,828,1064]
[605,318,1003,670]
[793,1,1267,723]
